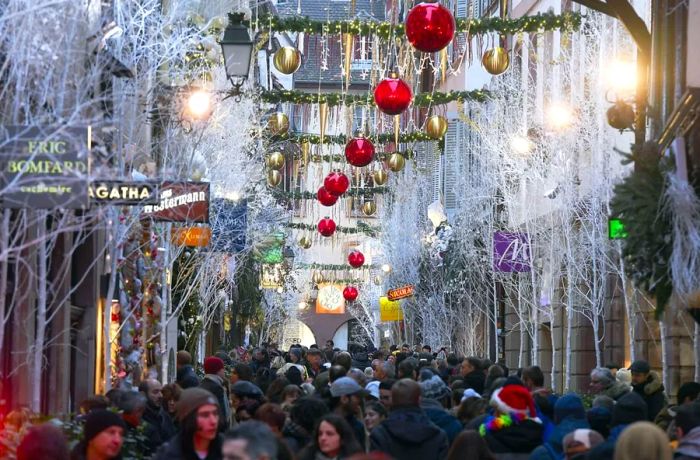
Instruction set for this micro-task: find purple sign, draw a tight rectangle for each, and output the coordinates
[493,232,531,272]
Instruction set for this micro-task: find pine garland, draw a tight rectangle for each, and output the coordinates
[271,131,437,145]
[259,89,490,107]
[273,187,389,200]
[272,150,415,162]
[247,12,582,38]
[284,221,380,236]
[296,262,377,270]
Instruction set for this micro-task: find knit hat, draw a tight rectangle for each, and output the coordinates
[554,393,586,423]
[629,360,651,374]
[419,375,451,401]
[365,380,380,399]
[83,409,126,443]
[562,428,605,457]
[611,391,648,426]
[490,384,539,419]
[203,356,225,375]
[231,380,264,398]
[176,388,219,422]
[330,376,364,397]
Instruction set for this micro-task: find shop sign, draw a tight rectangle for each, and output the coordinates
[493,232,531,272]
[89,180,158,205]
[171,226,212,247]
[608,218,628,240]
[316,284,346,315]
[142,181,210,223]
[387,285,414,301]
[380,296,403,322]
[0,125,89,209]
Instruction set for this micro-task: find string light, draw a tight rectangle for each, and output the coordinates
[185,89,213,120]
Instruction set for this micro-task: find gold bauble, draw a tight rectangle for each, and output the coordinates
[273,47,302,74]
[387,153,406,172]
[266,152,285,170]
[362,201,377,216]
[268,112,290,135]
[267,170,281,187]
[299,235,312,249]
[482,47,510,76]
[373,170,388,185]
[312,271,324,284]
[425,115,448,140]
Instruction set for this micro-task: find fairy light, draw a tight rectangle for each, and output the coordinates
[185,89,212,120]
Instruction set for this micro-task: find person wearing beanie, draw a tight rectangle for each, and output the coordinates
[613,421,672,460]
[200,356,231,432]
[529,394,589,460]
[585,391,648,460]
[152,388,222,460]
[561,428,604,459]
[586,406,612,438]
[478,384,544,456]
[70,409,126,460]
[419,375,462,444]
[629,359,667,421]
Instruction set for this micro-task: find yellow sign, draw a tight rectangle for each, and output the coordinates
[380,296,404,322]
[171,226,211,247]
[387,285,414,301]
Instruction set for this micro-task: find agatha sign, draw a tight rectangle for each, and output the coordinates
[0,126,89,209]
[142,181,210,223]
[493,232,532,272]
[89,181,158,205]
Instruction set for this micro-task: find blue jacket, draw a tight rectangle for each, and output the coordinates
[528,417,589,460]
[421,398,462,444]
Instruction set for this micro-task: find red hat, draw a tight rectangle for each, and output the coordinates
[204,356,225,374]
[490,384,539,420]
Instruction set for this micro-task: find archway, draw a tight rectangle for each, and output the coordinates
[281,318,317,350]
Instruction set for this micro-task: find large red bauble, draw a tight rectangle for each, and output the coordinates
[345,137,375,167]
[317,186,338,206]
[348,250,365,268]
[374,75,413,115]
[318,217,336,237]
[343,286,359,302]
[405,2,456,53]
[324,171,350,196]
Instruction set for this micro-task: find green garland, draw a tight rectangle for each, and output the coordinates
[271,132,437,145]
[260,89,490,107]
[284,221,380,237]
[247,12,582,38]
[273,187,389,200]
[273,150,415,162]
[296,262,377,270]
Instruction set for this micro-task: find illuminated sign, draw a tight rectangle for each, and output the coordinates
[89,181,158,205]
[608,218,628,239]
[171,226,212,247]
[142,181,210,223]
[387,285,415,301]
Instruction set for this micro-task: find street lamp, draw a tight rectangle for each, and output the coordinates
[220,13,254,95]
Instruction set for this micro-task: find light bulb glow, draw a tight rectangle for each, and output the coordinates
[381,264,392,273]
[546,104,575,131]
[298,302,306,310]
[276,286,284,294]
[605,60,637,96]
[510,135,533,155]
[186,90,212,120]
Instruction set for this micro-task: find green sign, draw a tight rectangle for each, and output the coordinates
[608,218,628,239]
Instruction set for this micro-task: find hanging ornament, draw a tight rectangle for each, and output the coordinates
[319,102,328,145]
[273,46,302,74]
[362,201,377,216]
[300,140,310,166]
[405,2,456,53]
[318,217,336,237]
[374,72,413,115]
[343,286,359,302]
[607,101,635,131]
[267,170,282,187]
[348,250,365,268]
[373,169,389,185]
[388,153,406,172]
[425,115,448,139]
[345,135,375,167]
[266,152,285,170]
[268,112,290,135]
[299,234,312,249]
[343,33,354,81]
[317,186,339,207]
[324,171,350,196]
[482,47,510,75]
[312,271,324,284]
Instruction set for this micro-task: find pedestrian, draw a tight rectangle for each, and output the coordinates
[200,356,232,431]
[370,378,449,460]
[282,396,330,455]
[589,367,630,401]
[447,430,495,460]
[17,423,70,460]
[329,376,366,445]
[221,421,279,460]
[363,401,387,432]
[560,428,604,459]
[280,384,302,412]
[117,391,160,457]
[529,393,589,460]
[419,373,462,444]
[177,350,200,389]
[461,357,487,394]
[297,414,364,460]
[162,383,183,430]
[70,409,125,460]
[254,403,295,460]
[674,402,700,459]
[656,382,700,435]
[629,360,667,421]
[378,379,395,409]
[613,421,672,460]
[584,391,648,460]
[139,378,177,447]
[152,387,222,460]
[231,363,254,385]
[305,348,324,380]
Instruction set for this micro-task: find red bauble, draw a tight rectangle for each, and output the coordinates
[348,250,365,268]
[343,286,359,302]
[324,171,350,196]
[317,186,338,206]
[405,2,456,53]
[374,75,413,115]
[345,137,376,167]
[318,217,336,237]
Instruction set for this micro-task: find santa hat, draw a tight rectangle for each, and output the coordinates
[490,384,540,421]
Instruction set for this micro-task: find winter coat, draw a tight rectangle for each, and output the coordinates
[370,406,449,460]
[584,423,626,460]
[632,371,668,421]
[462,369,486,394]
[199,374,230,431]
[151,433,222,460]
[142,403,177,449]
[70,441,122,460]
[528,417,589,460]
[602,380,631,401]
[282,419,311,455]
[482,419,544,458]
[421,398,463,444]
[176,365,200,389]
[676,426,700,459]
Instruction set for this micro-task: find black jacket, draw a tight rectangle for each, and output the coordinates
[282,420,311,454]
[370,406,449,460]
[152,433,222,460]
[142,403,177,449]
[462,369,486,394]
[199,375,230,431]
[482,418,543,455]
[177,365,200,389]
[632,371,667,421]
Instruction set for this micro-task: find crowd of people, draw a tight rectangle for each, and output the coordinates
[7,340,700,460]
